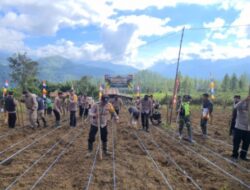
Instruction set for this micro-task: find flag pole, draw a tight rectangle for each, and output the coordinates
[169,27,185,125]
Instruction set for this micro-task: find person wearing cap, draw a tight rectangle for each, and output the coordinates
[200,93,213,138]
[111,95,123,115]
[53,92,63,128]
[36,96,47,128]
[140,95,153,132]
[231,95,250,162]
[23,90,38,128]
[230,95,241,136]
[69,90,78,127]
[4,91,17,128]
[178,95,193,143]
[87,94,119,157]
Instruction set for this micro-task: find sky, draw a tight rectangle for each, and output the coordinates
[0,0,250,69]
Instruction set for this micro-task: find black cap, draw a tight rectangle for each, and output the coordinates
[203,93,209,98]
[234,95,241,99]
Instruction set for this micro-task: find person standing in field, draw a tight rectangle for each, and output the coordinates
[78,93,83,118]
[37,96,47,128]
[53,92,63,128]
[229,95,241,136]
[23,90,38,129]
[69,90,78,128]
[111,95,123,115]
[231,95,250,162]
[82,95,90,119]
[200,93,213,138]
[141,95,153,132]
[178,95,193,143]
[4,91,17,128]
[86,95,118,157]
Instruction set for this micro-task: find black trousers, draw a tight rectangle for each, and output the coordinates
[70,111,77,127]
[84,108,89,117]
[141,112,149,130]
[53,109,61,122]
[232,128,250,159]
[47,107,52,115]
[115,109,120,115]
[79,106,84,117]
[8,113,16,128]
[88,125,108,151]
[88,125,108,143]
[200,118,208,135]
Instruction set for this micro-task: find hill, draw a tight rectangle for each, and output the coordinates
[149,57,250,79]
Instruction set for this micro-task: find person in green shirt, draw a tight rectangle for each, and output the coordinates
[178,95,193,143]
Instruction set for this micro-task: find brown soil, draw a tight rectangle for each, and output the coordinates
[0,106,249,190]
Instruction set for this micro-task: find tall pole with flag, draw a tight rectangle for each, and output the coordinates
[42,81,47,98]
[3,80,9,125]
[210,74,215,100]
[99,84,104,101]
[169,27,185,125]
[136,84,140,97]
[3,80,8,97]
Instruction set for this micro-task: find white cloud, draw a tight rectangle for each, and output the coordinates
[0,27,27,52]
[0,0,250,69]
[32,39,111,61]
[203,18,225,30]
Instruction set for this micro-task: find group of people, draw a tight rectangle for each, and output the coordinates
[3,89,93,129]
[2,89,249,161]
[176,93,250,161]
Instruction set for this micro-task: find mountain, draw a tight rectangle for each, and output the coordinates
[37,56,114,82]
[149,57,250,79]
[38,56,138,82]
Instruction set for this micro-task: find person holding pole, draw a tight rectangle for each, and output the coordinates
[37,96,47,128]
[4,91,17,128]
[200,93,213,138]
[86,94,118,157]
[231,95,250,162]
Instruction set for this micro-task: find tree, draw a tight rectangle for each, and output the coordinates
[8,53,39,91]
[230,73,238,91]
[221,74,230,92]
[238,73,248,91]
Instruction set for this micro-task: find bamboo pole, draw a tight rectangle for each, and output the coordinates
[19,102,24,128]
[16,101,21,127]
[169,27,185,125]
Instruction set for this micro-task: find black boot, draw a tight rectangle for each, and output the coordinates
[103,142,110,156]
[88,142,93,152]
[86,142,93,158]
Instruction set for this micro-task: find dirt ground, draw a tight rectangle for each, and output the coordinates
[0,104,249,190]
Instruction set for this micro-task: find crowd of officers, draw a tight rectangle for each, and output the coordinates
[2,90,250,161]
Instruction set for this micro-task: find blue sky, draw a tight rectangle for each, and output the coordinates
[0,0,249,68]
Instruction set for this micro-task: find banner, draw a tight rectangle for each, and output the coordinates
[105,75,133,88]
